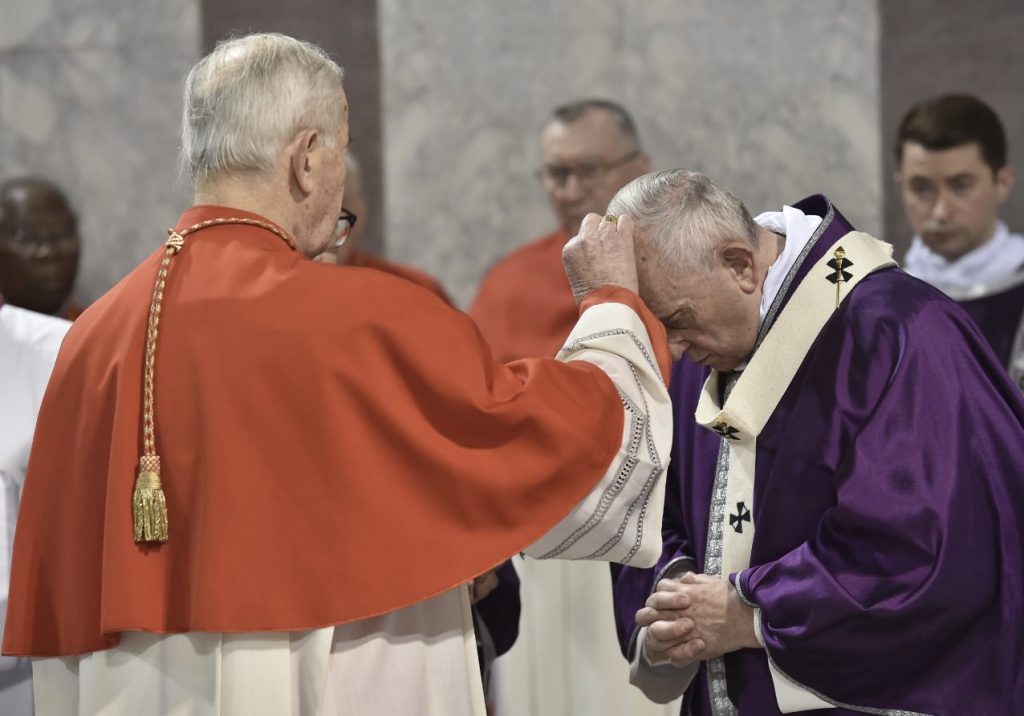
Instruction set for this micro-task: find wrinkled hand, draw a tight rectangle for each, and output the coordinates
[636,573,759,667]
[562,213,639,305]
[468,569,500,605]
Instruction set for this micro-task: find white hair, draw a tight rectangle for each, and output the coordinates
[608,170,757,272]
[180,33,345,183]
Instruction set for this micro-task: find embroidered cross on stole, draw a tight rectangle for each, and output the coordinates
[694,231,895,715]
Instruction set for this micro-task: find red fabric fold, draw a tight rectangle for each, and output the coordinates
[4,206,630,656]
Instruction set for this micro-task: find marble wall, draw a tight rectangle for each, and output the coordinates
[0,0,201,305]
[201,0,385,254]
[380,0,881,307]
[882,0,1024,255]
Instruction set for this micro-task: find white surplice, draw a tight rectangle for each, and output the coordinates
[32,299,673,716]
[0,304,70,716]
[903,221,1024,289]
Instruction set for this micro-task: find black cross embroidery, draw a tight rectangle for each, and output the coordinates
[729,501,751,533]
[712,421,740,440]
[826,250,854,284]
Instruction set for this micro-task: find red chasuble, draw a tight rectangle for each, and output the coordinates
[3,205,668,657]
[471,230,580,362]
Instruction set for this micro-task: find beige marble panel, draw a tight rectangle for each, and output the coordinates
[381,1,881,307]
[0,0,200,305]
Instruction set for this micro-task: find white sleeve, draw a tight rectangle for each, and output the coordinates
[523,301,672,568]
[627,629,699,705]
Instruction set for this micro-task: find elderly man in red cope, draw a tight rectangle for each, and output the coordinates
[3,33,674,716]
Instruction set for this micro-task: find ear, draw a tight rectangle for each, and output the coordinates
[720,242,757,294]
[289,130,320,196]
[995,165,1016,203]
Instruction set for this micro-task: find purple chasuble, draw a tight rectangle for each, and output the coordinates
[612,195,1024,715]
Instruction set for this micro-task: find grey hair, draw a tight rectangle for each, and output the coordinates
[180,33,346,183]
[607,170,757,272]
[548,98,642,149]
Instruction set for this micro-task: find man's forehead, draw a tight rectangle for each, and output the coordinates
[900,140,989,176]
[540,111,630,159]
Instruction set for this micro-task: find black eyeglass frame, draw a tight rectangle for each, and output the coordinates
[536,150,642,188]
[338,208,359,229]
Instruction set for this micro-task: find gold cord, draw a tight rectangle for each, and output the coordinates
[133,217,296,543]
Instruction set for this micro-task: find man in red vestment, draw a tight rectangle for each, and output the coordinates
[317,152,519,702]
[470,102,672,716]
[470,99,651,362]
[3,34,672,716]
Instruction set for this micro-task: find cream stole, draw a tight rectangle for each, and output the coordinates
[695,232,894,714]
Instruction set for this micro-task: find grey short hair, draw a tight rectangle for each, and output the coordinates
[181,33,346,183]
[608,170,756,271]
[548,98,642,149]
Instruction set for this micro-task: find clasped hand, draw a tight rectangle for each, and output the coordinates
[635,572,760,668]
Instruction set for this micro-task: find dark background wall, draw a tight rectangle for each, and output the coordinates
[881,0,1024,256]
[201,0,384,253]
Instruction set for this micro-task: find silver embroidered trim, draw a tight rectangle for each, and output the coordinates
[560,328,660,375]
[762,646,932,716]
[703,437,731,579]
[752,607,765,647]
[542,335,662,560]
[616,466,661,564]
[1009,309,1024,386]
[621,364,662,563]
[588,365,663,563]
[703,372,739,715]
[539,389,642,559]
[654,555,698,586]
[707,656,738,716]
[733,572,756,609]
[755,204,836,351]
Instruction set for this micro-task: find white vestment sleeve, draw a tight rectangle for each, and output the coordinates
[627,556,699,703]
[524,301,672,568]
[628,630,699,705]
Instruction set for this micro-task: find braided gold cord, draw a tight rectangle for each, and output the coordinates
[134,216,296,543]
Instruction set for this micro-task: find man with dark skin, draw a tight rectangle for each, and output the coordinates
[0,178,82,319]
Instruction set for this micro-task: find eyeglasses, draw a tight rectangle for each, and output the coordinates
[333,208,359,247]
[537,150,641,189]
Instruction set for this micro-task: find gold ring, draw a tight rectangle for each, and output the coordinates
[603,214,619,224]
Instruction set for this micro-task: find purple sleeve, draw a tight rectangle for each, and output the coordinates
[739,294,1024,713]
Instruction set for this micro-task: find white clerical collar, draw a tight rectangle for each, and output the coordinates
[903,221,1024,289]
[730,206,822,373]
[754,206,823,328]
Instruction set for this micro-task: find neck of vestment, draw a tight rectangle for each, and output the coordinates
[751,194,856,349]
[175,204,298,252]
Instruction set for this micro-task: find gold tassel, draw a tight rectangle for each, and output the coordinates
[133,455,168,543]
